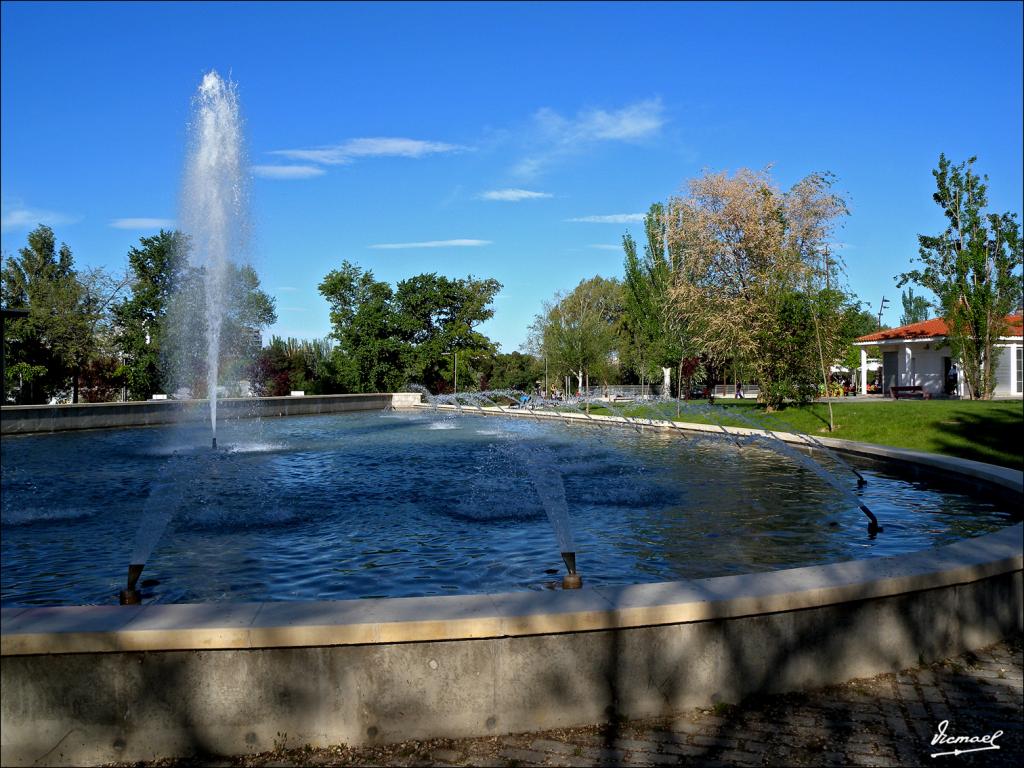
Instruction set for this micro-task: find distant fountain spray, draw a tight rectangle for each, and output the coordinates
[181,71,248,449]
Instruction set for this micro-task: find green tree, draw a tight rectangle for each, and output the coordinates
[113,230,187,400]
[66,266,129,402]
[319,263,502,394]
[899,287,930,326]
[540,276,624,403]
[622,203,701,398]
[1,225,111,403]
[251,336,336,396]
[667,167,850,409]
[319,262,407,392]
[838,306,884,371]
[116,230,276,399]
[478,351,543,392]
[163,261,277,398]
[898,154,1023,399]
[395,273,501,393]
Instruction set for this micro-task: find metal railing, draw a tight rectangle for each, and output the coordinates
[582,384,664,398]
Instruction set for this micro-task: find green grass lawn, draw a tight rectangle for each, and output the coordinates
[594,399,1023,470]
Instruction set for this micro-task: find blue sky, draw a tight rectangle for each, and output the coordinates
[2,1,1022,352]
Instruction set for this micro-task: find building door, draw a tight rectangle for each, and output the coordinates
[943,357,955,395]
[883,351,899,395]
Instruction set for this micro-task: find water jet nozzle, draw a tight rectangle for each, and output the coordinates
[212,436,217,450]
[561,551,582,589]
[860,504,883,536]
[118,563,145,605]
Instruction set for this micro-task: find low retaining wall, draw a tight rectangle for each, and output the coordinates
[0,392,423,435]
[1,408,1021,766]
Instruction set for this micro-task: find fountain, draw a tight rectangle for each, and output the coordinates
[1,72,1021,768]
[115,71,248,601]
[181,71,248,451]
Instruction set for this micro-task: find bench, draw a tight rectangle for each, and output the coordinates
[890,385,928,400]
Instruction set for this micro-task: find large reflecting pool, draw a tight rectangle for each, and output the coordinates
[1,410,1017,605]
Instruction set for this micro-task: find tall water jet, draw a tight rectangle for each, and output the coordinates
[181,71,248,448]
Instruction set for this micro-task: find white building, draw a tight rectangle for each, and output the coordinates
[853,315,1023,398]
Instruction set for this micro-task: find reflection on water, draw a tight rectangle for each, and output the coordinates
[1,411,1018,606]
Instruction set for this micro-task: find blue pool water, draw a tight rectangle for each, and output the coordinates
[0,410,1017,605]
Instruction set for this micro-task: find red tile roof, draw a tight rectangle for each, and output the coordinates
[856,314,1023,343]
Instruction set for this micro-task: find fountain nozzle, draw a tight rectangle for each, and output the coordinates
[859,504,883,536]
[212,436,217,450]
[561,551,582,589]
[118,563,145,605]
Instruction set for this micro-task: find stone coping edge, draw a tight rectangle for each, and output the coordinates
[0,392,423,435]
[2,523,1020,656]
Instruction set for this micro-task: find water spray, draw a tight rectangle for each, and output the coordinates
[181,71,247,459]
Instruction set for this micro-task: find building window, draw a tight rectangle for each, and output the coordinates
[1017,347,1022,394]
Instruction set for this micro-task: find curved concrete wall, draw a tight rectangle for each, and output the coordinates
[1,405,1021,766]
[0,392,423,435]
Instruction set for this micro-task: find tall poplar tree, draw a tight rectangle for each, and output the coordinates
[899,287,930,326]
[898,155,1023,399]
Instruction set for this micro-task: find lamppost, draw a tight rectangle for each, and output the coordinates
[877,296,890,329]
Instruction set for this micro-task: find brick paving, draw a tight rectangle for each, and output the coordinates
[122,636,1023,768]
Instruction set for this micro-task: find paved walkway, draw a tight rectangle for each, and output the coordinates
[123,636,1023,768]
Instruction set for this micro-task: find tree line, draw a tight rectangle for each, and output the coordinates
[529,156,1021,406]
[2,228,278,404]
[529,169,878,411]
[1,230,534,403]
[2,154,1018,406]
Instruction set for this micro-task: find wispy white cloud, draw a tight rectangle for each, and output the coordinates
[252,164,325,179]
[1,201,82,231]
[588,244,623,250]
[110,218,175,230]
[480,188,553,202]
[537,99,666,142]
[567,214,645,224]
[513,98,665,178]
[272,137,466,166]
[369,239,491,250]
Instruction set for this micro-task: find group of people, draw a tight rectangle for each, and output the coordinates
[516,382,756,401]
[514,385,565,408]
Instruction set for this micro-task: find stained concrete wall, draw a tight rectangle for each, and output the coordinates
[2,570,1020,766]
[0,392,423,435]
